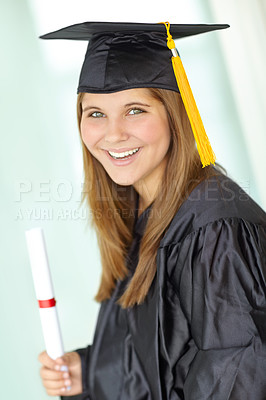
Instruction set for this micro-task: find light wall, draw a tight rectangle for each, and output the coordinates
[208,0,266,206]
[1,1,265,399]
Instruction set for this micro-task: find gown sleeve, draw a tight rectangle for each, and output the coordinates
[169,217,266,399]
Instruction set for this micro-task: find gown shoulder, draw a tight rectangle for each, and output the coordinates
[159,173,266,249]
[156,174,266,398]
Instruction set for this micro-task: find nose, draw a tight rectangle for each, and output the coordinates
[104,118,129,143]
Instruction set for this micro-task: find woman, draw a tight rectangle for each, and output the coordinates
[38,22,266,399]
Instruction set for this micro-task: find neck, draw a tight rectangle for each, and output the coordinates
[134,158,167,214]
[137,192,153,216]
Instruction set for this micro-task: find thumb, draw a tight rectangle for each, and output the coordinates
[54,356,69,372]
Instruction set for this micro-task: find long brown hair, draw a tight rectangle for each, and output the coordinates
[77,88,216,308]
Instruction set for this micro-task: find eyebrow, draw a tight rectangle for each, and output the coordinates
[124,102,151,108]
[82,102,151,113]
[82,105,102,112]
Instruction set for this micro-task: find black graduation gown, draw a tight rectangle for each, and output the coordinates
[62,175,266,400]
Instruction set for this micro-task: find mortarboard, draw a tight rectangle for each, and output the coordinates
[40,21,229,167]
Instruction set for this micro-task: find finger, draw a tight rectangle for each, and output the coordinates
[53,351,80,366]
[54,356,70,371]
[40,367,69,381]
[38,351,56,369]
[46,386,71,397]
[42,377,72,390]
[38,351,69,373]
[55,356,65,365]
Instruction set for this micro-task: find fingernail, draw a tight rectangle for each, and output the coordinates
[60,365,68,372]
[54,365,60,371]
[66,386,72,391]
[63,372,69,379]
[64,379,71,386]
[60,387,66,392]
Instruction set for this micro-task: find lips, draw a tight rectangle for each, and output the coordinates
[104,147,142,166]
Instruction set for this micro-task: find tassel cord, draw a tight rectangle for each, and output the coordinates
[159,22,216,167]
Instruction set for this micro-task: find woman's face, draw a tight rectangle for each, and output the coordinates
[80,88,171,195]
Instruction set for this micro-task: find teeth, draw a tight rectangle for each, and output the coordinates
[108,148,139,159]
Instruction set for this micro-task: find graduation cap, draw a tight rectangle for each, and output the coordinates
[40,21,229,167]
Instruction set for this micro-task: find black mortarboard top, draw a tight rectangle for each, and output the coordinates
[40,21,230,167]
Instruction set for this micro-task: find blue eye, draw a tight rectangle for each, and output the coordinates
[90,111,105,118]
[128,108,144,115]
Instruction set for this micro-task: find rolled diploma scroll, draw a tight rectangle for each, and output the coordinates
[25,227,64,360]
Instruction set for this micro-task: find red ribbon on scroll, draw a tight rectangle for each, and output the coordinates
[38,298,56,308]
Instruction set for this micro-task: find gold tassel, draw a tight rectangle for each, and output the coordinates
[159,22,216,167]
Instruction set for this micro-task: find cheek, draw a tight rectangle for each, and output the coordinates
[80,119,88,143]
[80,121,99,150]
[141,117,170,146]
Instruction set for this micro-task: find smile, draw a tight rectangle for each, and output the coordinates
[108,148,140,159]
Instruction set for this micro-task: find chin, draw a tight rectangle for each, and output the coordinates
[108,172,137,187]
[111,178,135,187]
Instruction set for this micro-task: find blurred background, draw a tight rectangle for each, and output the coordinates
[1,0,265,398]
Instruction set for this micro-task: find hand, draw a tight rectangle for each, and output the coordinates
[38,351,82,397]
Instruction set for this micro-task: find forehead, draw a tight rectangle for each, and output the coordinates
[81,88,155,105]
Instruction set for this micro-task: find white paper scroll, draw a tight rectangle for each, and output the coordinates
[25,227,64,360]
